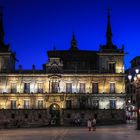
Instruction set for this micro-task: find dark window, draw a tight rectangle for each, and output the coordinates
[11,100,16,109]
[66,100,72,109]
[51,82,59,93]
[110,100,116,109]
[110,83,115,93]
[79,98,86,109]
[24,83,30,93]
[79,83,85,93]
[66,83,72,93]
[11,83,17,93]
[92,83,98,94]
[37,83,43,93]
[108,63,115,73]
[91,100,99,109]
[1,59,7,73]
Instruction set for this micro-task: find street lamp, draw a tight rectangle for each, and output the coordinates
[128,68,140,130]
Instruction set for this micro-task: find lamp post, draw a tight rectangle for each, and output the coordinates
[128,68,140,130]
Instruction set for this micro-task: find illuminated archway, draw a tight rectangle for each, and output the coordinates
[49,103,60,125]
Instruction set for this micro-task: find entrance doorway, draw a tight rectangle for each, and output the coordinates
[49,103,60,125]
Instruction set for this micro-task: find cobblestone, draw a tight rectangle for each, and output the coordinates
[0,124,140,140]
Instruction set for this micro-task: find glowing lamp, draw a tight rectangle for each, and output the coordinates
[134,76,137,81]
[135,69,139,74]
[128,74,132,81]
[128,99,131,103]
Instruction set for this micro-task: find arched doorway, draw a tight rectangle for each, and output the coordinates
[49,103,60,125]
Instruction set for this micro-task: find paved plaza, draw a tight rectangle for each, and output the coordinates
[0,124,140,140]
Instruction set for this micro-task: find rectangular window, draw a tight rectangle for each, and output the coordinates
[66,83,72,93]
[108,63,115,73]
[51,82,59,93]
[24,83,30,93]
[11,100,16,109]
[37,83,43,93]
[110,83,115,93]
[79,83,85,93]
[66,100,72,109]
[11,83,17,93]
[110,100,116,109]
[24,100,30,109]
[92,83,98,94]
[79,98,86,109]
[37,100,43,109]
[1,59,7,72]
[91,100,99,109]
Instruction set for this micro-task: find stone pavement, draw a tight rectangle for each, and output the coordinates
[0,124,140,140]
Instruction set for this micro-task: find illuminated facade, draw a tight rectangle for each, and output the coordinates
[0,10,126,127]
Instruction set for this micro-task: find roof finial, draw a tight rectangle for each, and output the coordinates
[0,6,4,46]
[70,32,78,50]
[106,7,112,46]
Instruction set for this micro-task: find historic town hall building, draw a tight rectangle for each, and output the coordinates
[0,9,126,127]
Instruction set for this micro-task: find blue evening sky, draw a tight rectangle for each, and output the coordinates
[0,0,140,69]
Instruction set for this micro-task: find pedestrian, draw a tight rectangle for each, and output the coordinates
[92,118,96,131]
[87,118,92,131]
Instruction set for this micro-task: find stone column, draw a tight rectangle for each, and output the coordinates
[60,109,64,125]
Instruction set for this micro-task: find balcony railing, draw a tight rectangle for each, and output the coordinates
[0,92,126,98]
[0,68,124,74]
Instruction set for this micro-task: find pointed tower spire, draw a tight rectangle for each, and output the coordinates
[106,8,112,46]
[0,7,4,46]
[70,32,78,50]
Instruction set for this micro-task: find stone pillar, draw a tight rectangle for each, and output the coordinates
[60,109,64,125]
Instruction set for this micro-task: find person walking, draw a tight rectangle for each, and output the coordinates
[92,118,96,131]
[87,118,92,131]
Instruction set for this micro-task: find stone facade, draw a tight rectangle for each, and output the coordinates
[0,9,126,128]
